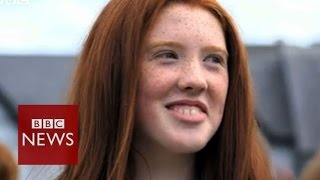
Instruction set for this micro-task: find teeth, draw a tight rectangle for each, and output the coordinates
[190,109,197,116]
[171,105,201,116]
[183,109,189,115]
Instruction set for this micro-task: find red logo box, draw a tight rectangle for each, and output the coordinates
[18,105,78,165]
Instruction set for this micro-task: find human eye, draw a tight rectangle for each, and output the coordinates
[204,54,224,64]
[153,50,178,60]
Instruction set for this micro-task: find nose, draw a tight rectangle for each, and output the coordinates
[177,60,208,94]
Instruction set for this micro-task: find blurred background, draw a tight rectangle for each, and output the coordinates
[0,0,319,179]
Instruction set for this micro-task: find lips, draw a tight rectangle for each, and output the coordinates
[165,100,208,123]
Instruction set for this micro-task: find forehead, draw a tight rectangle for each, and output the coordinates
[145,3,226,49]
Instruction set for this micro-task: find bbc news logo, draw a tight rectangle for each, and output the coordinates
[18,105,78,165]
[0,0,29,4]
[22,119,74,147]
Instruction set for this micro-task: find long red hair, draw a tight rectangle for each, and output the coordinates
[57,0,272,179]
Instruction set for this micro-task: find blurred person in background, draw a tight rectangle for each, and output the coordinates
[0,144,18,180]
[57,0,272,179]
[274,167,295,180]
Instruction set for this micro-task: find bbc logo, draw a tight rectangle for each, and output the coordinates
[32,119,65,129]
[18,105,78,165]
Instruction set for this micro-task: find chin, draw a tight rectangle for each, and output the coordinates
[167,138,210,154]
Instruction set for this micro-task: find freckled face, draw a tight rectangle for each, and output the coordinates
[135,4,229,154]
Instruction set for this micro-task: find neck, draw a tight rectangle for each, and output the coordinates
[133,140,195,180]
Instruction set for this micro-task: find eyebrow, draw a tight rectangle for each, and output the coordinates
[144,41,184,51]
[145,40,229,58]
[202,46,229,59]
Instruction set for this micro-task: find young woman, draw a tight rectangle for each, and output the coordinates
[58,0,272,179]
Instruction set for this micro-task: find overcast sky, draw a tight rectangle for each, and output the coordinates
[0,0,319,55]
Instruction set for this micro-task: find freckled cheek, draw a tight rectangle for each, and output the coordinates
[139,68,175,98]
[207,77,229,111]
